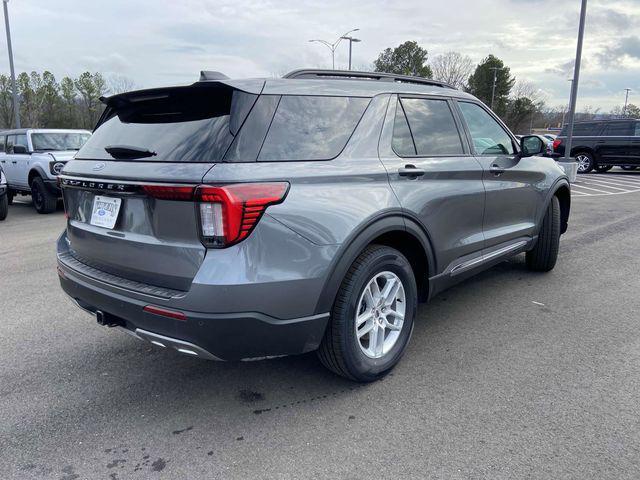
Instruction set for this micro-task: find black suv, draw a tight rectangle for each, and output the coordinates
[553,119,640,173]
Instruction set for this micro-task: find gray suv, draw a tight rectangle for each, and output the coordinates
[57,69,571,382]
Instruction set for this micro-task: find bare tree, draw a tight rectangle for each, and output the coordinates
[107,74,137,94]
[430,51,474,89]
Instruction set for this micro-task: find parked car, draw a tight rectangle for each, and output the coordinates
[57,69,570,382]
[0,164,7,220]
[552,119,640,173]
[0,129,91,213]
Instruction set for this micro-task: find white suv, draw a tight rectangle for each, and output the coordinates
[0,129,91,213]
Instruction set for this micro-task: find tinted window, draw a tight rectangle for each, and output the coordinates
[6,135,14,153]
[636,122,640,137]
[397,98,463,156]
[0,136,5,153]
[392,101,416,156]
[77,86,257,162]
[225,95,280,162]
[560,123,599,136]
[458,102,514,155]
[258,96,369,161]
[602,121,633,136]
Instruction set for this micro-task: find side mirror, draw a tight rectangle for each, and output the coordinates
[12,145,28,154]
[520,136,545,157]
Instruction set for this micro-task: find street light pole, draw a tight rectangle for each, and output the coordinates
[340,36,361,71]
[489,67,500,111]
[309,28,359,70]
[623,88,631,116]
[563,0,587,162]
[2,0,20,128]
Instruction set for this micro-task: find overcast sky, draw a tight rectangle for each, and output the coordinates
[1,0,639,111]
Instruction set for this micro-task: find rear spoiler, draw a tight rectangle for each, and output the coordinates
[95,79,266,130]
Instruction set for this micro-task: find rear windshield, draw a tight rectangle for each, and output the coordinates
[77,85,255,162]
[77,86,370,163]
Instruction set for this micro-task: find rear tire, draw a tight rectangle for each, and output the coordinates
[595,165,612,173]
[621,166,637,171]
[575,152,594,173]
[526,196,560,272]
[318,245,417,382]
[31,176,57,214]
[0,194,7,220]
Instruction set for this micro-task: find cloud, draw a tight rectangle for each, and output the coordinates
[598,36,640,67]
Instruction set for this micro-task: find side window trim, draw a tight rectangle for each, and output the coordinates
[454,100,519,156]
[393,94,468,158]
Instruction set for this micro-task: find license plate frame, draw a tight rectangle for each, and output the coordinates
[90,195,122,229]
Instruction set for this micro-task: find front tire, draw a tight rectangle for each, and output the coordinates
[621,166,637,171]
[576,152,594,173]
[318,245,417,382]
[31,177,57,214]
[0,194,7,220]
[526,196,560,272]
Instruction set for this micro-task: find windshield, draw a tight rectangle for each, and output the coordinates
[31,132,91,152]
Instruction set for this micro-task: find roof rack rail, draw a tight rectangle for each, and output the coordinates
[283,69,455,89]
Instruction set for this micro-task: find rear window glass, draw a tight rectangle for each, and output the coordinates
[77,86,257,162]
[257,96,369,161]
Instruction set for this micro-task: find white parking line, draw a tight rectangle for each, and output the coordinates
[580,177,640,187]
[572,184,617,194]
[576,180,632,191]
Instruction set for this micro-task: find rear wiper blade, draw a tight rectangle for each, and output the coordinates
[104,145,157,159]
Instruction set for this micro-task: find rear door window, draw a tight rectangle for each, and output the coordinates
[393,97,463,156]
[602,122,634,136]
[257,96,369,161]
[635,122,640,136]
[458,102,515,155]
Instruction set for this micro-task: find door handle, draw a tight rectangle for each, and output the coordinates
[11,160,17,164]
[489,164,505,175]
[596,140,606,144]
[398,165,425,178]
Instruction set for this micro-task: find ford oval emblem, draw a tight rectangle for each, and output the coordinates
[93,162,106,171]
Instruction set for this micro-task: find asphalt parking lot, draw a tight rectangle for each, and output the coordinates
[2,171,640,480]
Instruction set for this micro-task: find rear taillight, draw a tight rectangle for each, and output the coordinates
[553,139,562,151]
[141,182,289,247]
[195,183,289,247]
[141,185,194,200]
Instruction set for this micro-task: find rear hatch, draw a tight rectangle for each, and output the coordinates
[60,82,262,291]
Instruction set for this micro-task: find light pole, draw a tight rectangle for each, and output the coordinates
[340,36,361,71]
[563,0,587,162]
[489,67,501,111]
[623,88,631,116]
[309,28,359,70]
[2,0,20,128]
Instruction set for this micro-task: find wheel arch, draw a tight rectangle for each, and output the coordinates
[314,214,436,315]
[536,179,570,236]
[28,165,47,186]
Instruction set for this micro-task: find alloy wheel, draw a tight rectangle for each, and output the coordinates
[355,271,406,359]
[576,154,591,173]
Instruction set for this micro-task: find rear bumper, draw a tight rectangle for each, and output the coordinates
[57,258,330,361]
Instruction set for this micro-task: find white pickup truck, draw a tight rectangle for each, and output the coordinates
[0,129,91,213]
